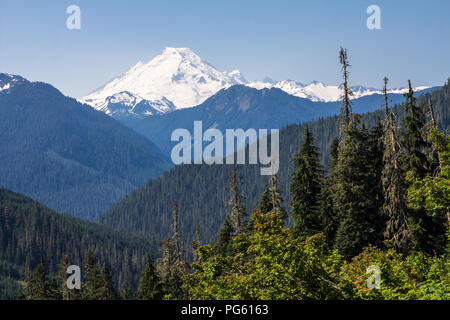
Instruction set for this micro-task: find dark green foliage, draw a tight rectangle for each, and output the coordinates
[0,75,170,220]
[258,175,287,220]
[400,81,447,254]
[25,256,59,300]
[320,137,340,246]
[82,251,117,300]
[99,265,117,300]
[401,81,431,178]
[216,215,233,256]
[0,188,156,299]
[269,174,288,221]
[155,205,187,299]
[333,117,384,259]
[289,124,324,240]
[156,238,185,299]
[258,183,272,214]
[227,167,247,235]
[381,77,411,253]
[82,251,103,300]
[136,255,162,300]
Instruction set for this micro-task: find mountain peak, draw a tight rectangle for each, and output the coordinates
[0,73,29,93]
[162,46,196,55]
[81,47,247,111]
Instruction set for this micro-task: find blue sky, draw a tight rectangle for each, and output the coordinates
[1,0,449,97]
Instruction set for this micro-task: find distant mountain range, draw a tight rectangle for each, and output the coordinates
[79,47,432,120]
[0,73,171,220]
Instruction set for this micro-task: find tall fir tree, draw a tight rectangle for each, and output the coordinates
[401,80,430,178]
[269,173,287,220]
[333,117,380,259]
[319,137,340,246]
[332,49,381,259]
[367,118,386,245]
[156,201,186,299]
[400,81,447,254]
[191,224,202,263]
[258,183,272,214]
[27,256,59,300]
[82,250,102,300]
[98,264,117,300]
[381,77,411,253]
[137,255,162,300]
[289,124,324,241]
[216,214,233,256]
[227,166,247,235]
[258,174,287,220]
[338,47,353,137]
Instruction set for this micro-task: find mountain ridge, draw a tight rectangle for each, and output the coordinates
[0,73,171,220]
[79,47,432,119]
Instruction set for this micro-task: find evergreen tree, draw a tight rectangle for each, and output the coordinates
[333,118,379,259]
[401,80,430,178]
[227,167,247,235]
[320,137,340,246]
[98,265,117,300]
[82,250,102,300]
[269,173,287,220]
[289,124,324,240]
[381,77,410,253]
[216,215,233,256]
[338,47,353,137]
[28,256,59,300]
[367,118,386,245]
[401,81,446,254]
[332,48,382,259]
[156,202,186,299]
[137,255,162,300]
[172,201,183,262]
[157,238,185,299]
[17,260,32,300]
[191,224,202,263]
[258,183,273,214]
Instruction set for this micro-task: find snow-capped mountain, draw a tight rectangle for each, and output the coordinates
[80,47,247,116]
[80,47,430,118]
[0,74,28,93]
[247,80,430,102]
[90,91,175,118]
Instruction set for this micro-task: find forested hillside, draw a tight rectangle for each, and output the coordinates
[99,80,450,253]
[0,188,157,299]
[0,74,171,220]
